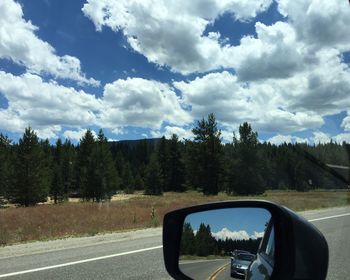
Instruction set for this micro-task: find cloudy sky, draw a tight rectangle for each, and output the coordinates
[0,0,349,144]
[184,207,270,237]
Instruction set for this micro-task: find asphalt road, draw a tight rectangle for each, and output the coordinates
[179,259,229,279]
[0,206,349,279]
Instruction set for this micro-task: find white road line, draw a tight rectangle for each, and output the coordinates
[1,211,350,278]
[0,245,163,278]
[308,212,350,222]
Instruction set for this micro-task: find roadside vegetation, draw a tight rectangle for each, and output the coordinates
[0,113,349,245]
[1,113,349,208]
[0,190,349,246]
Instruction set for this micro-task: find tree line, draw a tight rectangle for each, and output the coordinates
[180,222,261,256]
[0,113,349,206]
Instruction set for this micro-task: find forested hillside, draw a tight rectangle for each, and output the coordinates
[0,114,349,206]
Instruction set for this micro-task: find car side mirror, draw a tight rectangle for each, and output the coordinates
[163,200,329,280]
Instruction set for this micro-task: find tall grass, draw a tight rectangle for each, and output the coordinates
[0,191,349,246]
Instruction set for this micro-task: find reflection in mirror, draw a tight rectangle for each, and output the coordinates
[179,208,273,280]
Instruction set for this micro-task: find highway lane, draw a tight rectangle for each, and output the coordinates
[308,212,350,280]
[179,259,229,279]
[0,228,168,280]
[0,206,349,279]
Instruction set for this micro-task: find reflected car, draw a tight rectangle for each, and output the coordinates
[246,220,274,280]
[230,252,255,278]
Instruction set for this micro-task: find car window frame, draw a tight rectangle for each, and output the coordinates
[259,220,275,267]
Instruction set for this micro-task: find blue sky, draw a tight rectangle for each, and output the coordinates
[0,0,350,144]
[184,208,271,239]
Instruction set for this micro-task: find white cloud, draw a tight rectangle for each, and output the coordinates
[251,231,265,239]
[266,134,309,145]
[63,129,97,141]
[277,0,350,52]
[259,110,324,133]
[174,71,255,127]
[211,228,264,240]
[332,133,350,144]
[0,71,101,138]
[34,126,62,140]
[341,113,350,132]
[222,21,306,81]
[0,0,99,86]
[221,130,235,143]
[111,127,125,135]
[175,71,325,133]
[82,0,272,74]
[2,0,350,140]
[80,0,350,137]
[0,71,192,139]
[99,77,191,130]
[151,126,193,140]
[151,126,235,142]
[312,131,330,144]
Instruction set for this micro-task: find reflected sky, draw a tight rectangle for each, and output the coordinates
[184,208,271,236]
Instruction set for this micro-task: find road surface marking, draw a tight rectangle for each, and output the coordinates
[0,245,163,278]
[208,263,229,280]
[308,212,350,222]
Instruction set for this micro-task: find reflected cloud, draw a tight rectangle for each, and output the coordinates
[211,228,264,240]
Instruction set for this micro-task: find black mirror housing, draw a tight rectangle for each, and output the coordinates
[163,200,328,280]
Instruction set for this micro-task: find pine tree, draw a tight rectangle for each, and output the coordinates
[195,223,217,256]
[191,113,222,195]
[168,134,185,192]
[10,127,50,206]
[0,134,13,201]
[144,153,163,195]
[121,161,134,194]
[61,139,76,197]
[92,129,119,201]
[134,172,144,190]
[157,136,169,191]
[51,139,64,203]
[76,129,95,200]
[227,122,264,195]
[180,223,196,255]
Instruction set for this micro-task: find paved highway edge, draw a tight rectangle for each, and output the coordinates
[1,207,349,279]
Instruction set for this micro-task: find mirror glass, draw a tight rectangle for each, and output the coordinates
[179,207,273,280]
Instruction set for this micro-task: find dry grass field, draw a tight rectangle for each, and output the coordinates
[0,190,349,246]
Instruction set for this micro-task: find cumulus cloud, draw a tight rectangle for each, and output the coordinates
[312,131,331,144]
[79,0,350,137]
[111,127,125,135]
[99,77,191,130]
[63,129,97,141]
[266,134,309,145]
[0,70,193,139]
[82,0,272,74]
[332,133,350,144]
[277,0,350,52]
[2,0,350,140]
[341,113,350,132]
[174,71,256,127]
[211,228,264,240]
[0,0,99,86]
[221,130,235,143]
[151,126,194,140]
[0,71,101,138]
[175,71,325,133]
[222,21,306,81]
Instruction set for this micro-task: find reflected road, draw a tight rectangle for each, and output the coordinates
[179,258,242,280]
